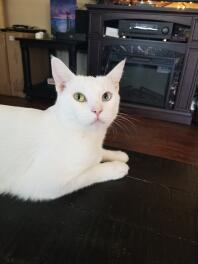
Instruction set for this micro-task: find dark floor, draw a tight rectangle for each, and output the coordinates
[0,96,198,263]
[0,152,198,264]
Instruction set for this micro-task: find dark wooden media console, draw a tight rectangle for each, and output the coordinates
[87,4,198,124]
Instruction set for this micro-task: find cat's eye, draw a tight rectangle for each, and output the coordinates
[73,93,87,103]
[102,92,112,102]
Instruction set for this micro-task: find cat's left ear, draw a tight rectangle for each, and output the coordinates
[106,59,126,89]
[51,56,75,93]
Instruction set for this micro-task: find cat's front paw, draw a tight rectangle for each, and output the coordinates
[109,161,129,180]
[115,151,129,163]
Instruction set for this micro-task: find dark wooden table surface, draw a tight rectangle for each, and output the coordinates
[0,151,198,264]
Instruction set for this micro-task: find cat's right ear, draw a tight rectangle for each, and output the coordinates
[51,56,75,93]
[106,59,126,89]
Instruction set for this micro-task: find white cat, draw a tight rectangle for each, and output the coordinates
[0,57,129,201]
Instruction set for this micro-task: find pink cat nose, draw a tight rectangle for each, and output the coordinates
[91,108,103,118]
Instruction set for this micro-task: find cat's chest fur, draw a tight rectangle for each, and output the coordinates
[39,117,104,176]
[1,108,102,174]
[0,105,104,199]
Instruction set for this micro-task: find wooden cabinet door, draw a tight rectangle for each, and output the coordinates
[0,32,11,96]
[5,32,34,97]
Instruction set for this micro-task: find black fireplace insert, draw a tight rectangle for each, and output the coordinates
[103,40,185,109]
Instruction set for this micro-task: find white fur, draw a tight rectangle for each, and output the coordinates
[0,57,129,201]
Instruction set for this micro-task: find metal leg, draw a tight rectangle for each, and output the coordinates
[20,42,32,99]
[69,44,77,74]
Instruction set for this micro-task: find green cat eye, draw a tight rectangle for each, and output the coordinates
[102,92,112,102]
[73,93,87,103]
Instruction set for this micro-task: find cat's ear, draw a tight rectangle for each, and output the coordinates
[51,56,75,92]
[106,59,126,88]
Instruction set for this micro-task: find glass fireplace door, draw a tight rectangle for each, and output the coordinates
[118,57,174,108]
[103,42,185,109]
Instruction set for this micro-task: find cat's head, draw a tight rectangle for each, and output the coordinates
[51,56,125,129]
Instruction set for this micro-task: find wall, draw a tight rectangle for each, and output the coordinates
[4,0,96,33]
[4,0,51,32]
[0,0,5,27]
[4,0,96,75]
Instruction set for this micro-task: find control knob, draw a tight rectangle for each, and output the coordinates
[170,86,177,95]
[161,26,169,35]
[168,100,175,106]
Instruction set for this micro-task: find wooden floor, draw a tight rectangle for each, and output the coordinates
[106,113,198,166]
[0,95,198,263]
[0,95,198,165]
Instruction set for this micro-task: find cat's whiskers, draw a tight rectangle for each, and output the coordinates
[118,112,139,123]
[116,119,131,134]
[108,123,118,139]
[113,120,124,134]
[116,114,137,134]
[112,125,118,139]
[113,119,131,137]
[118,119,137,134]
[118,113,138,126]
[111,118,130,137]
[117,115,136,127]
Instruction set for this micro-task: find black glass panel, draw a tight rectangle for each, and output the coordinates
[103,42,185,109]
[119,63,172,108]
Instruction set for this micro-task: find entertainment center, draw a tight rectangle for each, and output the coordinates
[87,3,198,124]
